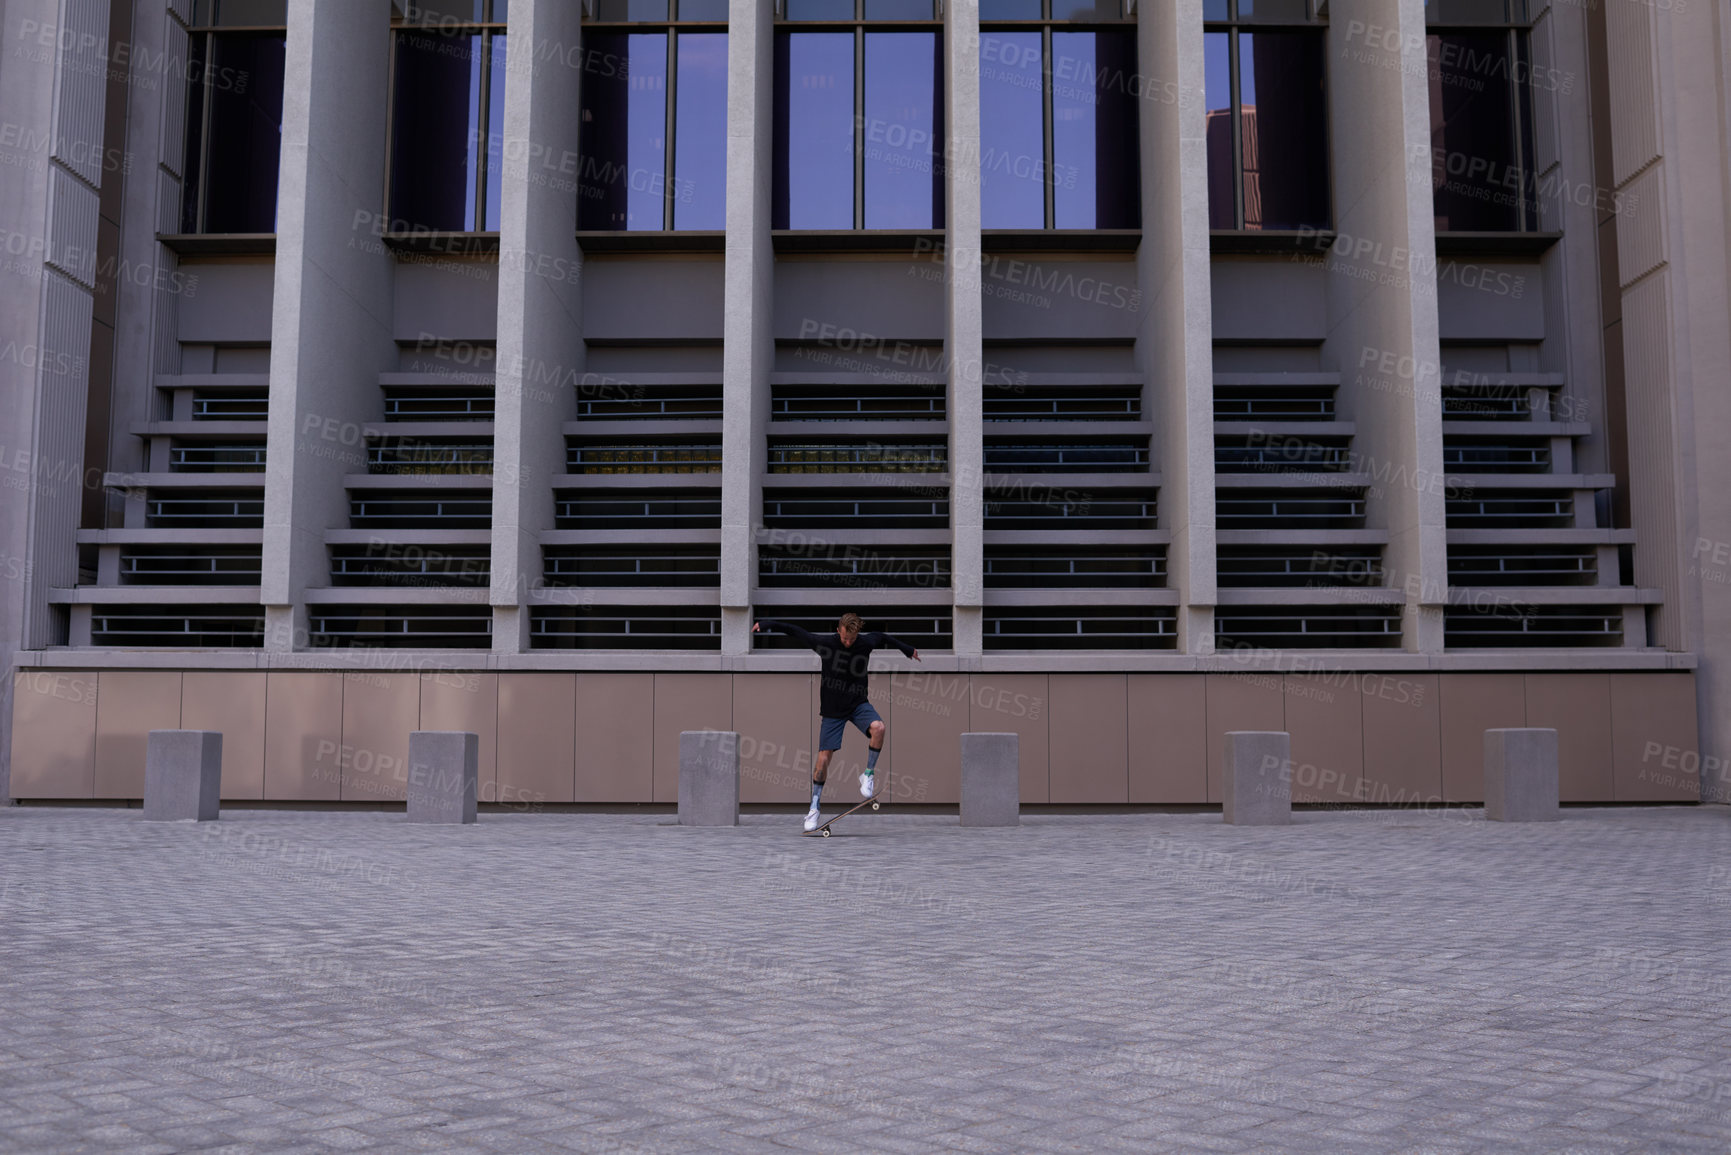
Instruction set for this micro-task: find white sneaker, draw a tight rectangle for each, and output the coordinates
[859,772,875,798]
[804,806,821,832]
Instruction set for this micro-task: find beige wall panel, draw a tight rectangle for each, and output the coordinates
[1204,674,1286,803]
[498,673,576,804]
[1360,673,1442,804]
[971,673,1050,805]
[1608,673,1700,801]
[1524,674,1614,802]
[1284,674,1364,805]
[651,673,731,803]
[574,673,653,803]
[1127,675,1206,804]
[264,672,343,800]
[1438,674,1525,802]
[340,673,418,802]
[418,672,498,801]
[1609,673,1700,801]
[732,673,814,804]
[9,670,99,797]
[93,672,183,798]
[182,671,267,799]
[1049,675,1128,803]
[878,668,966,804]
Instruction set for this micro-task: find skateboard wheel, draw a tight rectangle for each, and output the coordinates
[871,801,880,810]
[821,828,831,837]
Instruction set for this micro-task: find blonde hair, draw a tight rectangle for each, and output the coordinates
[838,613,864,633]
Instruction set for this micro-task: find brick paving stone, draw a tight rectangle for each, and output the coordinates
[3,805,1730,1152]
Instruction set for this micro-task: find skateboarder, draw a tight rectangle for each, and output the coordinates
[752,614,920,830]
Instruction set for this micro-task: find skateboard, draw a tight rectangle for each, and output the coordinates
[805,792,883,837]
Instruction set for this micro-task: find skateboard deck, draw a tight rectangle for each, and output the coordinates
[805,792,883,837]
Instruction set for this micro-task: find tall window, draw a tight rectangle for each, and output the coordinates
[774,2,943,230]
[579,2,729,231]
[980,3,1140,230]
[180,0,287,234]
[1426,1,1537,231]
[388,1,509,234]
[1203,0,1330,232]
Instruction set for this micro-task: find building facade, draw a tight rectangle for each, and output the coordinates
[1,0,1725,808]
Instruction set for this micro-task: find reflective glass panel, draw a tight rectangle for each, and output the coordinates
[864,0,933,16]
[1428,32,1521,230]
[596,0,670,19]
[677,0,728,18]
[483,35,507,230]
[863,32,939,228]
[979,31,1044,228]
[775,33,855,228]
[786,0,855,17]
[1203,30,1234,228]
[1202,0,1230,18]
[200,0,288,24]
[578,33,669,230]
[201,32,286,232]
[1240,0,1311,20]
[980,0,1042,16]
[1051,31,1138,228]
[392,31,484,231]
[1051,1,1120,18]
[1239,31,1328,229]
[673,33,728,228]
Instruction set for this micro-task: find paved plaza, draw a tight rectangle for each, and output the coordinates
[1,802,1728,1153]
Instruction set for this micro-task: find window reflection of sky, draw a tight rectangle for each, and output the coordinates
[981,31,1043,228]
[626,34,669,229]
[864,32,937,229]
[674,33,727,229]
[786,33,854,228]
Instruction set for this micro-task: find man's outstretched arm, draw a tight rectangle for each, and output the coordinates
[862,631,921,661]
[753,619,821,649]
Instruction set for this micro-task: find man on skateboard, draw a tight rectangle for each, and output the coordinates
[752,613,920,831]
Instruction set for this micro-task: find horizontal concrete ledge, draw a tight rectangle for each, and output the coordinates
[14,650,1700,673]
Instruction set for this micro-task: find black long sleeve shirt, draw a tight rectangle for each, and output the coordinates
[756,620,917,718]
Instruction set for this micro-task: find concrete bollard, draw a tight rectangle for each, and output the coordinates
[143,730,223,821]
[961,732,1020,827]
[1223,731,1290,826]
[680,731,739,826]
[1483,728,1560,822]
[406,731,479,824]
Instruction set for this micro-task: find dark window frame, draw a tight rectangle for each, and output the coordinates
[772,10,945,231]
[178,6,288,234]
[1425,5,1538,233]
[579,6,729,232]
[980,5,1137,230]
[1203,0,1331,233]
[384,0,510,236]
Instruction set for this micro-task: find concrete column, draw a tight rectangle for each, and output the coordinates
[720,0,775,658]
[406,731,479,824]
[143,731,223,821]
[679,730,740,826]
[945,0,984,660]
[262,0,398,651]
[0,0,111,800]
[1483,728,1560,822]
[1593,0,1731,799]
[960,732,1018,826]
[1222,730,1290,826]
[1136,0,1216,655]
[1324,2,1449,652]
[492,0,587,652]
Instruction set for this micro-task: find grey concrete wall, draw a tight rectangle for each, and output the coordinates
[261,0,398,650]
[1136,0,1216,653]
[491,0,586,652]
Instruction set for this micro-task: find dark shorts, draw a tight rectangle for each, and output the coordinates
[819,701,882,752]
